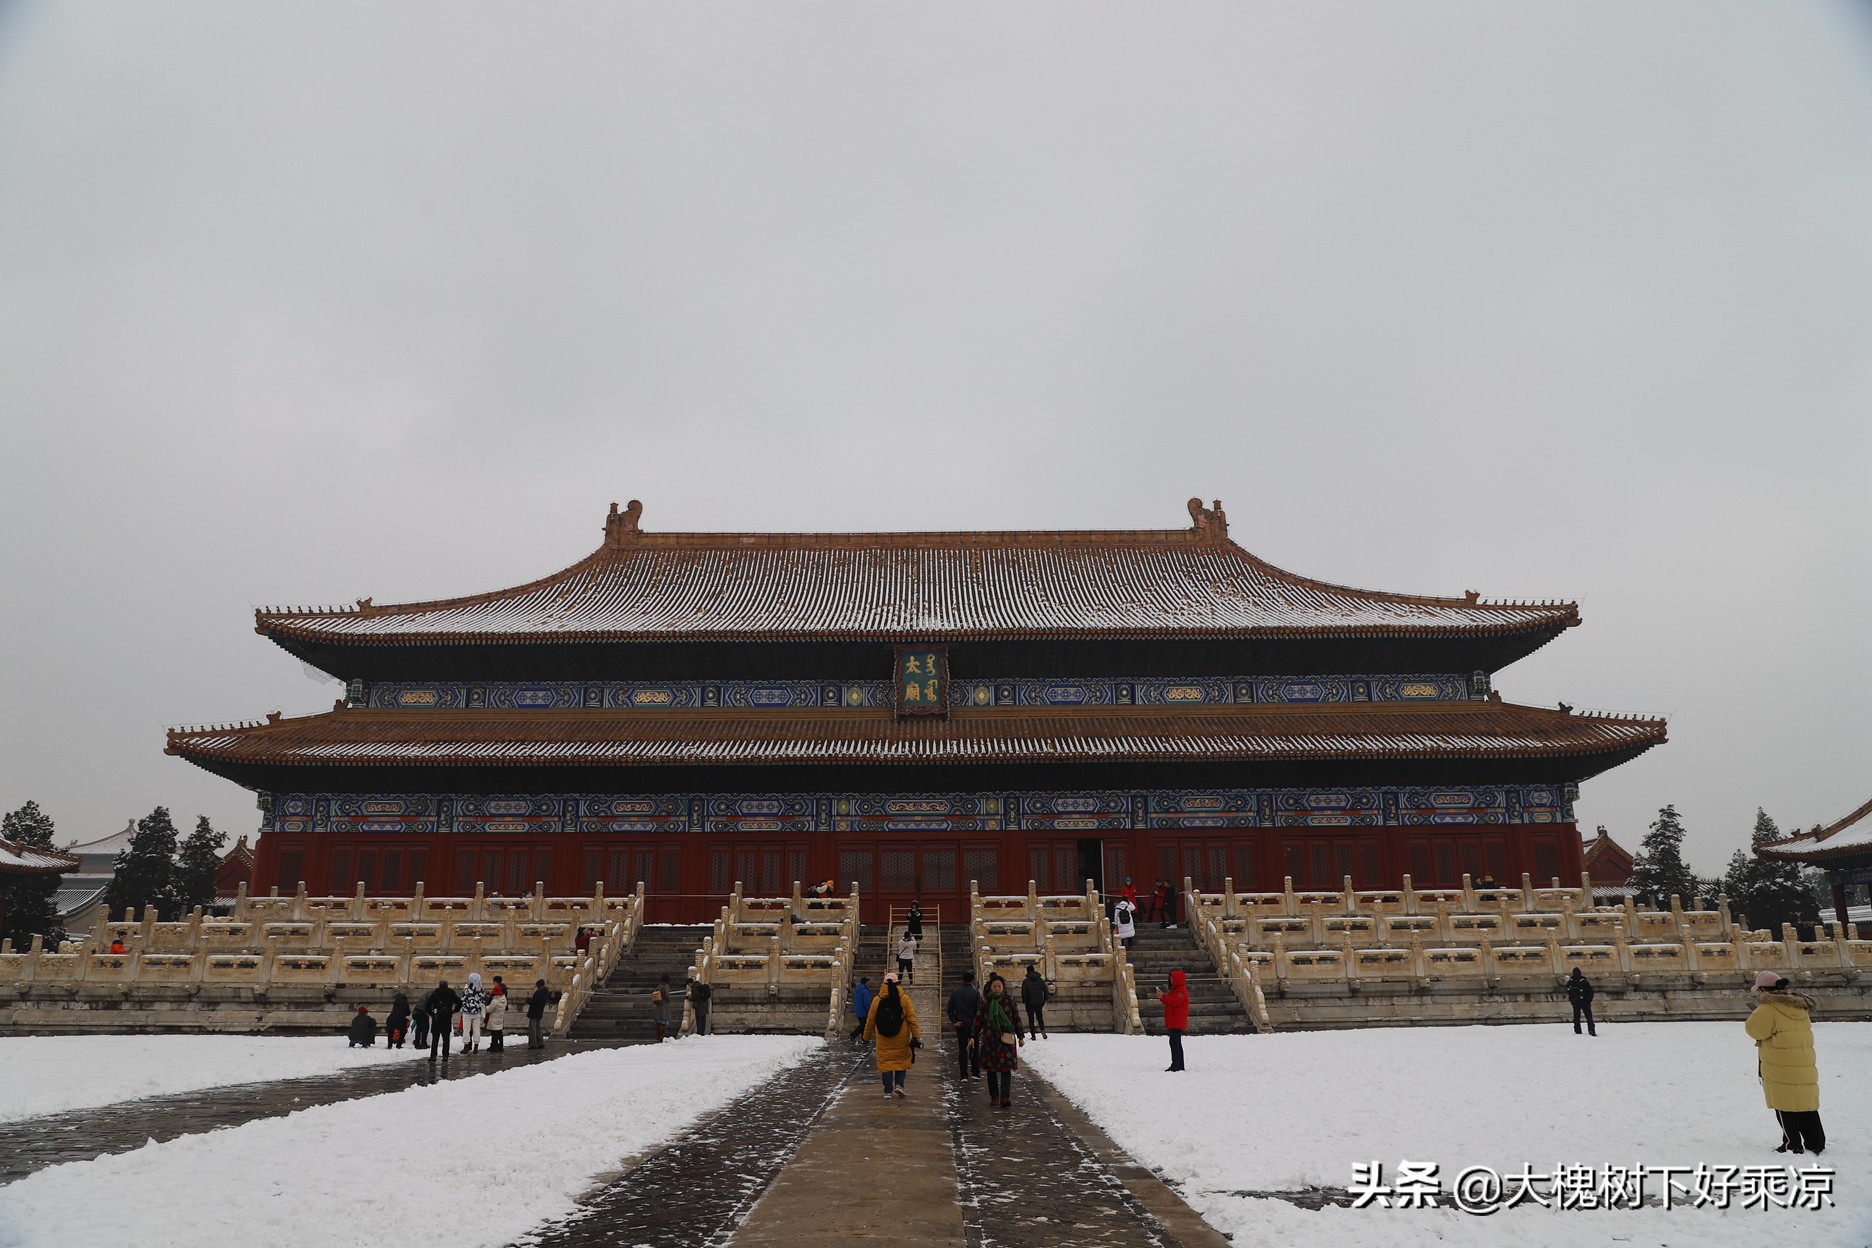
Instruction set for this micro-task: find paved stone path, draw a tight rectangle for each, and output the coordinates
[0,1039,625,1184]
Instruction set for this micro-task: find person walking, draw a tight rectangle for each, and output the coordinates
[1747,971,1826,1154]
[896,930,919,983]
[346,1004,378,1048]
[862,972,921,1098]
[426,978,462,1063]
[1567,967,1597,1036]
[1113,900,1137,950]
[1159,969,1189,1072]
[412,986,433,1050]
[687,975,712,1036]
[1020,965,1051,1039]
[947,970,983,1080]
[849,976,874,1042]
[526,978,550,1049]
[386,991,411,1049]
[973,973,1024,1107]
[651,974,673,1041]
[459,972,489,1052]
[485,979,508,1053]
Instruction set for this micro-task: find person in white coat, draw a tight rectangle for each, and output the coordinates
[896,931,920,983]
[1113,900,1137,950]
[459,972,489,1051]
[484,979,509,1053]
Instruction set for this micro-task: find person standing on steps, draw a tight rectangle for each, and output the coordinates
[1160,969,1189,1072]
[687,974,712,1036]
[426,978,462,1063]
[1113,899,1137,950]
[459,972,489,1052]
[863,971,921,1098]
[526,978,551,1049]
[1020,965,1050,1039]
[1747,971,1826,1155]
[973,972,1024,1107]
[1567,967,1597,1036]
[896,930,919,983]
[905,900,924,941]
[651,974,673,1041]
[1154,881,1175,928]
[849,976,873,1042]
[947,969,983,1080]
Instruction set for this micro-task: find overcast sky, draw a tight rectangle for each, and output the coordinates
[1,2,1867,871]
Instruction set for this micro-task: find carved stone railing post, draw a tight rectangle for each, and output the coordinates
[1281,875,1297,918]
[1402,873,1418,915]
[1223,878,1237,920]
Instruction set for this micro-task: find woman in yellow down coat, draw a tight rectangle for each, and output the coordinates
[1745,970,1825,1155]
[863,971,921,1098]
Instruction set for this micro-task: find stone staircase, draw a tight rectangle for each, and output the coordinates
[1126,924,1257,1034]
[568,924,709,1042]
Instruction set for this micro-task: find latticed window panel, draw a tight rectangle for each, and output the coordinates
[658,849,682,893]
[788,849,808,892]
[331,850,352,893]
[276,849,304,893]
[838,848,874,892]
[963,848,998,893]
[921,848,956,893]
[454,850,476,894]
[882,849,916,892]
[1533,838,1561,883]
[709,850,732,895]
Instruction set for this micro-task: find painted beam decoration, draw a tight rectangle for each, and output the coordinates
[894,645,949,717]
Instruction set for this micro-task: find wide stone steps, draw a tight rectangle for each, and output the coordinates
[1125,928,1258,1035]
[568,926,708,1040]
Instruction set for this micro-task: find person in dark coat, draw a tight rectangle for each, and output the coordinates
[905,901,924,940]
[346,1004,378,1048]
[972,973,1024,1107]
[426,978,462,1062]
[1019,965,1051,1040]
[947,970,983,1080]
[687,975,713,1036]
[412,987,432,1049]
[1567,967,1597,1036]
[1160,969,1189,1071]
[849,976,873,1041]
[526,978,551,1049]
[385,991,411,1049]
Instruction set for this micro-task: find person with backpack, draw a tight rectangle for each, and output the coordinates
[526,978,551,1049]
[1567,968,1597,1036]
[862,971,921,1098]
[973,973,1024,1107]
[1019,965,1051,1040]
[947,970,983,1080]
[1113,899,1137,949]
[849,976,873,1042]
[687,974,713,1036]
[426,978,462,1063]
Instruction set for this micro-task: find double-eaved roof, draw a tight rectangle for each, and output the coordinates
[0,836,79,875]
[254,500,1579,648]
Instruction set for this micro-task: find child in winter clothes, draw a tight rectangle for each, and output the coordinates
[459,972,489,1051]
[485,979,508,1052]
[1159,969,1190,1071]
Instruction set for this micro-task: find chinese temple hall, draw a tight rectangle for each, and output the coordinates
[166,500,1667,923]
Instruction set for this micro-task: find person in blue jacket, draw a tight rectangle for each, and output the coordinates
[849,976,873,1041]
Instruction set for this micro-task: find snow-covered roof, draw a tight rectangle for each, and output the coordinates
[1759,796,1872,863]
[54,883,107,919]
[0,837,80,874]
[254,501,1580,647]
[63,820,136,858]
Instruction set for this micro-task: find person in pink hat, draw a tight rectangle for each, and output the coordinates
[1746,970,1825,1155]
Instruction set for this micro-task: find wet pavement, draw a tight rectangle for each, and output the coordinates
[943,1032,1181,1248]
[0,1039,631,1184]
[515,1041,866,1248]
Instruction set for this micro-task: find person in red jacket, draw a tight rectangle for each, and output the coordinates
[1159,969,1190,1072]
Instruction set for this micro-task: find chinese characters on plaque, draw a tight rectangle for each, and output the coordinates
[894,646,948,717]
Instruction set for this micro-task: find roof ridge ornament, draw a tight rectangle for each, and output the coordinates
[1187,497,1228,540]
[605,499,644,548]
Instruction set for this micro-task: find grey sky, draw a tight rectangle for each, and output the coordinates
[1,2,1867,871]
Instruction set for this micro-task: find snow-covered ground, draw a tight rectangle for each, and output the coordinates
[1025,1023,1872,1247]
[0,1035,418,1123]
[0,1035,818,1248]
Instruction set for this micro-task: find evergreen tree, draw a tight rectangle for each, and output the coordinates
[0,800,65,946]
[1719,809,1817,933]
[1627,804,1702,908]
[174,816,226,913]
[103,806,180,920]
